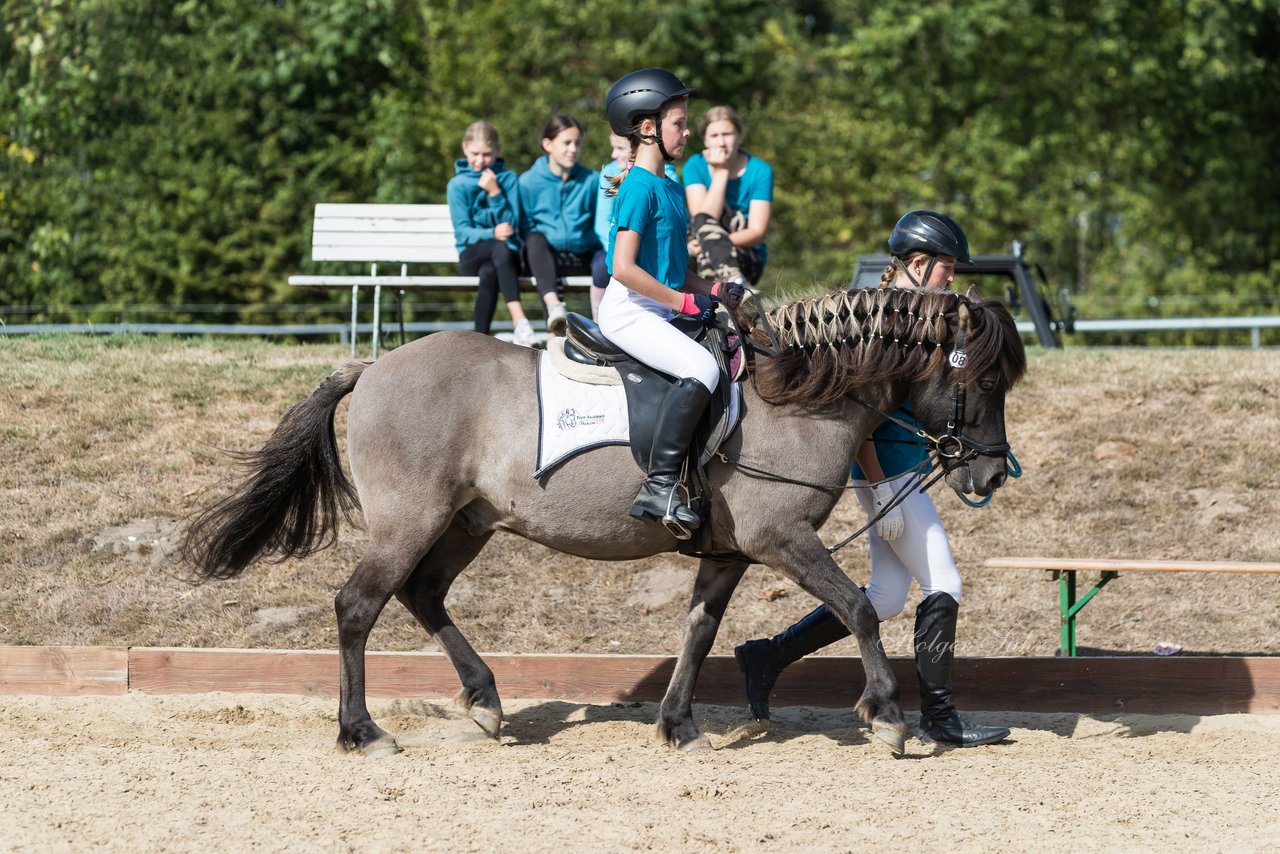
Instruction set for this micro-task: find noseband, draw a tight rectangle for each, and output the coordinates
[932,383,1012,470]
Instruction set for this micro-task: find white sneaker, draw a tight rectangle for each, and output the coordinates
[548,302,568,337]
[513,320,537,347]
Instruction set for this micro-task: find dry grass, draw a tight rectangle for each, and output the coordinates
[2,335,1278,658]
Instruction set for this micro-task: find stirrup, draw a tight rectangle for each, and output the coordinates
[661,481,697,540]
[661,513,692,541]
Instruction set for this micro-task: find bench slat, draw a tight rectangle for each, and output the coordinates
[289,275,594,287]
[314,203,451,219]
[311,246,459,263]
[984,557,1280,574]
[313,218,457,235]
[313,233,457,250]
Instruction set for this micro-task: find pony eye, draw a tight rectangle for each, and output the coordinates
[978,379,997,393]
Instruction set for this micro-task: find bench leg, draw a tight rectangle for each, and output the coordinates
[1057,570,1119,657]
[372,284,382,359]
[350,285,359,359]
[1058,570,1076,657]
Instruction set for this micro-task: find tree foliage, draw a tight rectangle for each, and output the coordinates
[2,0,1277,321]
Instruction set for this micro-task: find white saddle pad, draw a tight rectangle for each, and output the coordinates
[535,351,630,478]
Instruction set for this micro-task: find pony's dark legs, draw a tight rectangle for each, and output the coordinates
[753,527,906,753]
[394,519,501,738]
[657,557,749,749]
[334,515,449,754]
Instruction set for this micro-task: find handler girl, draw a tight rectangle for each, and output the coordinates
[735,211,1011,748]
[598,68,724,534]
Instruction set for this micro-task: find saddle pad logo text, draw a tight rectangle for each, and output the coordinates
[557,408,608,431]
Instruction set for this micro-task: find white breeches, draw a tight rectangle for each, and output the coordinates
[597,279,719,392]
[854,471,963,621]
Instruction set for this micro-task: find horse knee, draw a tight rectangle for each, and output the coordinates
[849,593,882,631]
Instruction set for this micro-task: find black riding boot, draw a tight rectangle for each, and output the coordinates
[734,604,851,721]
[629,377,712,538]
[915,592,1009,746]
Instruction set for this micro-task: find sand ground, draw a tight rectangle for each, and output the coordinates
[3,691,1277,852]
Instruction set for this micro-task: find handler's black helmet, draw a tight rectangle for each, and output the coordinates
[605,68,697,136]
[888,210,971,263]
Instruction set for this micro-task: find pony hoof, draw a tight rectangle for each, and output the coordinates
[361,736,402,758]
[871,719,907,756]
[470,706,502,740]
[676,734,713,752]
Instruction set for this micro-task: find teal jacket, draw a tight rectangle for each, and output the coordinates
[446,158,521,253]
[518,156,600,254]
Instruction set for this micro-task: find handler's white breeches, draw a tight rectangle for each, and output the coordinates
[598,279,720,393]
[854,472,963,621]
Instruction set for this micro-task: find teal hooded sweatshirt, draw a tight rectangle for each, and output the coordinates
[517,156,600,254]
[446,158,521,253]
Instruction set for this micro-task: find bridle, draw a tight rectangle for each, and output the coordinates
[721,304,1019,554]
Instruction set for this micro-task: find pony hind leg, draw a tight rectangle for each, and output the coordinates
[395,518,502,740]
[335,518,449,756]
[657,557,749,751]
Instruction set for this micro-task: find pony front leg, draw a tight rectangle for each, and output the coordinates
[757,534,906,755]
[657,558,749,751]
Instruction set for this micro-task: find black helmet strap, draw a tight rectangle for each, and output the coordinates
[637,114,676,163]
[896,254,938,288]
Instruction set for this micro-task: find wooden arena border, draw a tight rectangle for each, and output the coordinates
[3,646,1278,715]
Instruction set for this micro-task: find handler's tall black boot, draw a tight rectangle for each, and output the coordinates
[915,592,1009,746]
[629,377,712,539]
[734,604,851,721]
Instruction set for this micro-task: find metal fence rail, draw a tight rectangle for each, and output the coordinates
[4,315,1279,349]
[1014,315,1280,348]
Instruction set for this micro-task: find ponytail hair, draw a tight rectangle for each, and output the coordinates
[882,252,931,287]
[604,136,640,198]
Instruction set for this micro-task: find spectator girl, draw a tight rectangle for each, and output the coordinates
[519,114,601,337]
[446,121,536,346]
[682,106,773,286]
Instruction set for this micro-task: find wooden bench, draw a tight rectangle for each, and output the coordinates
[984,557,1280,656]
[288,203,593,357]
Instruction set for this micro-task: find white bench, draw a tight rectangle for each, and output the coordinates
[288,203,593,357]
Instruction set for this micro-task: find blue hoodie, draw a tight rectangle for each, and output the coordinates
[518,156,600,254]
[446,158,521,254]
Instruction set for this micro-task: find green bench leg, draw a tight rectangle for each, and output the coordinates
[1058,570,1076,656]
[1057,570,1119,657]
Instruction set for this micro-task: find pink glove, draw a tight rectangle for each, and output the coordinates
[679,292,719,319]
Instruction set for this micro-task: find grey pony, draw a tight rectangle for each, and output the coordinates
[181,285,1027,757]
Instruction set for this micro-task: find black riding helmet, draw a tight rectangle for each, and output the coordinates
[605,68,696,162]
[887,209,970,288]
[887,209,971,263]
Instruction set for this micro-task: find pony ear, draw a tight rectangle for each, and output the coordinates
[965,284,981,302]
[957,298,972,335]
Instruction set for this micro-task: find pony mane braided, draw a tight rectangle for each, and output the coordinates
[754,286,1024,407]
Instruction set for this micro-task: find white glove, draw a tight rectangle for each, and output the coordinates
[871,482,905,542]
